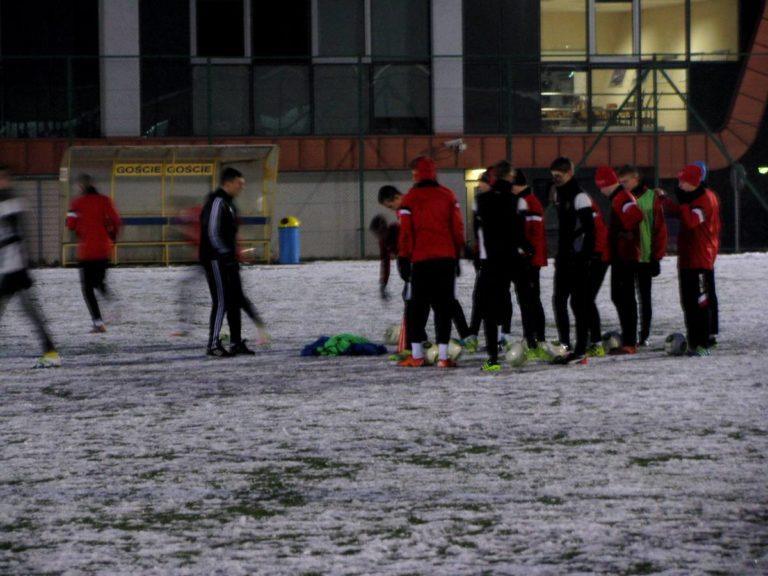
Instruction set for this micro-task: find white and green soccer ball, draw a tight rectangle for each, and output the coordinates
[423,339,463,364]
[602,331,623,353]
[505,340,528,367]
[384,323,402,345]
[545,341,569,360]
[423,342,438,365]
[448,338,464,361]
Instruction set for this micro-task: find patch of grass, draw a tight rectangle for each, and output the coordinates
[384,526,410,539]
[404,454,455,468]
[623,561,659,574]
[537,496,564,506]
[561,548,582,560]
[629,454,716,467]
[407,513,427,525]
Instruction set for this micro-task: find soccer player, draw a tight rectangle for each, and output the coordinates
[510,167,550,360]
[396,157,465,368]
[199,167,260,357]
[667,164,721,356]
[472,160,528,372]
[66,174,122,333]
[595,165,644,355]
[0,166,60,367]
[376,186,470,354]
[588,169,612,356]
[550,157,595,365]
[634,171,668,346]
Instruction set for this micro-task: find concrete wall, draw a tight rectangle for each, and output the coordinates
[272,170,469,260]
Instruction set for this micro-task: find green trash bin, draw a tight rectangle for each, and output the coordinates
[278,216,301,264]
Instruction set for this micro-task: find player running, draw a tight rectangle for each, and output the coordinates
[396,157,465,368]
[0,165,60,368]
[66,174,122,333]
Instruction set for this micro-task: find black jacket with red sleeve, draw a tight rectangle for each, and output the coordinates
[517,187,548,268]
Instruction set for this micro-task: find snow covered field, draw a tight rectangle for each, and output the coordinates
[1,255,767,575]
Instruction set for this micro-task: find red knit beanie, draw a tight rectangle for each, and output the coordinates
[411,156,437,182]
[595,166,619,189]
[678,164,703,188]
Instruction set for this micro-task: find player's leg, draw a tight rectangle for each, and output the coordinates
[80,262,103,330]
[552,260,571,349]
[432,260,456,364]
[402,262,430,363]
[204,260,228,355]
[513,265,536,349]
[569,261,591,357]
[589,261,608,346]
[706,269,719,344]
[450,298,471,340]
[611,262,637,349]
[224,264,243,349]
[637,263,653,344]
[479,264,501,365]
[18,287,56,354]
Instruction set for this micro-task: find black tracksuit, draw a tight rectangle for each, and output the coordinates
[200,188,243,349]
[552,179,595,356]
[473,179,527,362]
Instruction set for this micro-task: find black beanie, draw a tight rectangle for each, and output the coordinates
[512,169,527,187]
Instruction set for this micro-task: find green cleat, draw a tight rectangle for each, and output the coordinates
[531,342,553,361]
[481,361,502,373]
[524,348,539,362]
[462,335,479,354]
[388,350,412,362]
[687,346,711,357]
[586,343,606,358]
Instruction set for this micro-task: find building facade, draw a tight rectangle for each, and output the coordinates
[1,0,766,260]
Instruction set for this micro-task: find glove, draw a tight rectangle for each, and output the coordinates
[455,260,461,278]
[379,284,390,300]
[397,257,411,282]
[651,259,661,277]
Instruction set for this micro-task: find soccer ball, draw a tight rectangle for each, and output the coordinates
[505,340,528,367]
[602,331,623,353]
[220,329,230,346]
[384,323,401,345]
[546,341,569,359]
[423,342,439,365]
[665,333,688,356]
[448,338,464,361]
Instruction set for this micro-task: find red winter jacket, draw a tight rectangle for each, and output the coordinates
[517,188,548,268]
[609,187,643,263]
[398,180,465,263]
[66,190,122,261]
[592,198,610,263]
[677,187,721,270]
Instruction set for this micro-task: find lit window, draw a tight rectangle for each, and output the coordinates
[691,0,739,60]
[641,0,686,61]
[591,68,639,131]
[594,0,635,57]
[541,0,588,61]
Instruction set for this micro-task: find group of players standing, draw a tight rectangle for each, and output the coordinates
[372,156,721,372]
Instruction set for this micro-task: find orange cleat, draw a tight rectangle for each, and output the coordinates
[399,356,426,368]
[437,359,458,369]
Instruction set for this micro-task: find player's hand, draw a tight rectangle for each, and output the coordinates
[651,259,661,277]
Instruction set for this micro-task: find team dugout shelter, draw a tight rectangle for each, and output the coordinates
[60,145,278,265]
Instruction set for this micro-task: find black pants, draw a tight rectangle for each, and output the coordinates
[611,261,638,348]
[469,268,512,337]
[553,258,591,355]
[589,260,609,344]
[80,260,109,323]
[680,268,714,350]
[636,262,654,343]
[513,264,545,348]
[705,269,719,337]
[476,261,513,362]
[203,259,244,348]
[407,259,456,347]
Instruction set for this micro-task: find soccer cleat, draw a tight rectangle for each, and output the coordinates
[639,339,652,348]
[609,345,637,356]
[437,359,458,369]
[229,340,256,356]
[481,361,502,373]
[398,356,425,368]
[553,352,587,365]
[532,342,554,362]
[255,328,271,347]
[170,329,189,337]
[389,350,412,362]
[586,343,606,357]
[90,323,107,334]
[34,350,61,369]
[707,337,718,349]
[462,335,479,354]
[687,346,711,357]
[207,341,233,357]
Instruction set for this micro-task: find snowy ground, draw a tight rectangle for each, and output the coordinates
[1,255,767,575]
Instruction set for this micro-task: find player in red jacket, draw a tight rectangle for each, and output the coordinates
[668,164,721,355]
[66,174,122,333]
[588,171,611,355]
[397,157,465,368]
[511,168,549,356]
[595,165,643,354]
